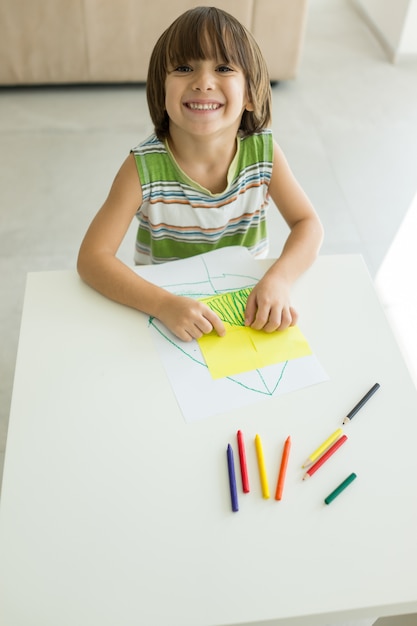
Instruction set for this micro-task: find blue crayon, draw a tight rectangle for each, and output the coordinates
[227,444,239,512]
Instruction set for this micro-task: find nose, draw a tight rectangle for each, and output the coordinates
[192,67,214,92]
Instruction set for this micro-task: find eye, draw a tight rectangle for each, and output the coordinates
[173,65,193,73]
[216,65,235,73]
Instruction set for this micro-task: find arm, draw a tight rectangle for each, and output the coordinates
[77,154,225,341]
[245,141,324,331]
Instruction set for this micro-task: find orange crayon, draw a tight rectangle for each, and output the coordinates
[275,436,291,501]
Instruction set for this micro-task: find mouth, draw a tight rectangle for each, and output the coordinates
[184,102,222,111]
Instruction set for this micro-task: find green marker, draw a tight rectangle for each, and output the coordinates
[324,473,357,505]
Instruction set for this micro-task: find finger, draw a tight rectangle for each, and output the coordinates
[172,320,204,342]
[262,308,285,332]
[204,308,226,337]
[289,306,299,326]
[276,307,293,331]
[250,307,271,331]
[244,292,257,327]
[175,328,194,342]
[189,328,204,340]
[194,315,215,336]
[264,306,298,332]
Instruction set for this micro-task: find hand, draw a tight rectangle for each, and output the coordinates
[244,276,298,332]
[158,294,226,342]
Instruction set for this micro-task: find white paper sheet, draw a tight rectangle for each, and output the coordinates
[135,247,328,422]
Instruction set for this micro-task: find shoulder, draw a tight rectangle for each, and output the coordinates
[239,130,274,163]
[131,133,167,157]
[131,134,180,190]
[110,153,142,200]
[240,128,273,145]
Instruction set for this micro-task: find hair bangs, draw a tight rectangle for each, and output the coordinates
[165,8,245,70]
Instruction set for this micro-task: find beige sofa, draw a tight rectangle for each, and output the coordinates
[0,0,308,85]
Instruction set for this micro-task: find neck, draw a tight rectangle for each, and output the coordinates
[166,128,239,194]
[167,125,238,165]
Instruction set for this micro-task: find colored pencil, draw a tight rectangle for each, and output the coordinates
[342,383,380,424]
[255,434,270,499]
[302,428,343,468]
[324,473,357,505]
[303,434,348,480]
[275,436,291,500]
[237,430,250,493]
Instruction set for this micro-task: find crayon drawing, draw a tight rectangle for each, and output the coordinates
[136,247,328,422]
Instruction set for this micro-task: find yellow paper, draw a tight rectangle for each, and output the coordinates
[198,288,312,379]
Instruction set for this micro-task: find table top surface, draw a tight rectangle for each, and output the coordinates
[1,250,417,626]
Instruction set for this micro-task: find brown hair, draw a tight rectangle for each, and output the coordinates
[146,6,272,139]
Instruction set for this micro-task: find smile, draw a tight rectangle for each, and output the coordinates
[186,102,222,110]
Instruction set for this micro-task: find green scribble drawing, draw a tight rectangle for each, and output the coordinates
[202,288,251,326]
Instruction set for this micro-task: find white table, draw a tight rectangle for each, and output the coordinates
[1,253,417,626]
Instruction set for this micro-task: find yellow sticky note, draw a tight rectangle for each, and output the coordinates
[198,289,312,379]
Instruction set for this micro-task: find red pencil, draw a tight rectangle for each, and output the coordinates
[302,434,348,480]
[237,430,250,493]
[275,436,291,500]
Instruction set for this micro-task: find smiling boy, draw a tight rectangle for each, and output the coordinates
[77,7,323,342]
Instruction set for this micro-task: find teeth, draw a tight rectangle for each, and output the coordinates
[188,103,220,110]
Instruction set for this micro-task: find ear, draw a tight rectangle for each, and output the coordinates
[245,101,255,112]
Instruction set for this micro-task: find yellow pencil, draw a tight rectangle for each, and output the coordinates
[302,428,344,468]
[255,434,270,499]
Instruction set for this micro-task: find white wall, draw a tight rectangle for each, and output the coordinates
[400,0,417,54]
[353,0,417,60]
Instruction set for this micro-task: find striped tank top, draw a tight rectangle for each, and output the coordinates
[131,129,273,264]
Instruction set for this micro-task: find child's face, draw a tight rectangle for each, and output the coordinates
[164,58,253,140]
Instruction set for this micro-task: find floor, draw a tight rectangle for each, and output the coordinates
[0,0,416,624]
